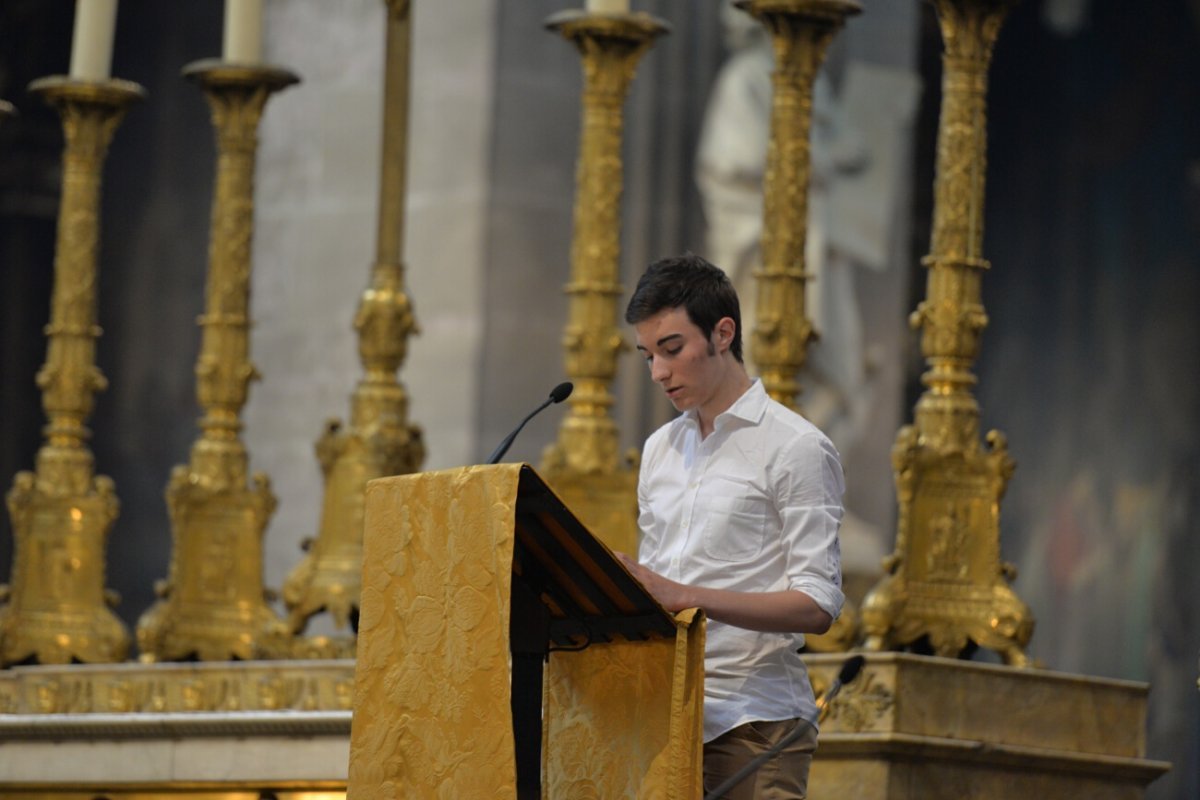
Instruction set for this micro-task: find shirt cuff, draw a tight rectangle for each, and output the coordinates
[791,578,845,621]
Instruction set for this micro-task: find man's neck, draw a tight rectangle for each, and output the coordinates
[697,364,753,439]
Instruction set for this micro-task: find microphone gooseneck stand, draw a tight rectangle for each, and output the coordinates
[487,381,573,464]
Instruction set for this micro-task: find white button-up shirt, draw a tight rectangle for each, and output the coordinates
[637,379,845,742]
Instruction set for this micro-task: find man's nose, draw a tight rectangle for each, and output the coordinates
[650,356,669,383]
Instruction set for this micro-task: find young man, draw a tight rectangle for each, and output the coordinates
[618,253,845,800]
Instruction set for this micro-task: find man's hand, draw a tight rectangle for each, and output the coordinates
[615,552,693,612]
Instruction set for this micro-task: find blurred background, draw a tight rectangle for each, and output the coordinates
[0,1,1196,796]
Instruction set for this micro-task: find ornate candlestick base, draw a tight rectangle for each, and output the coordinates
[539,10,667,555]
[137,61,298,662]
[861,0,1033,667]
[137,455,291,662]
[283,391,424,635]
[0,77,143,666]
[862,426,1032,665]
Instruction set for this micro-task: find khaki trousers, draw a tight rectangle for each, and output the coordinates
[703,718,818,800]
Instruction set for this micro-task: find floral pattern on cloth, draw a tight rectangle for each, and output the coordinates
[544,608,705,799]
[348,465,706,799]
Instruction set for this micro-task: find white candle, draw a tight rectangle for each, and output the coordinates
[68,0,118,81]
[586,0,629,13]
[223,0,264,64]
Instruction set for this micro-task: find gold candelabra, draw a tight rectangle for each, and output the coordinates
[540,8,667,555]
[736,0,861,653]
[0,76,143,666]
[137,60,298,662]
[861,0,1034,667]
[738,0,860,411]
[282,0,424,638]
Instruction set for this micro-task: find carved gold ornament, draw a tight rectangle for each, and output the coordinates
[0,77,144,666]
[539,9,668,555]
[282,0,425,639]
[736,0,861,410]
[861,0,1034,667]
[735,0,861,652]
[136,62,298,662]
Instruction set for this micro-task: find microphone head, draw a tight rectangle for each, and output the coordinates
[838,654,866,685]
[549,382,574,403]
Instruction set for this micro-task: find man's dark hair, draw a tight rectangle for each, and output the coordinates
[625,253,743,363]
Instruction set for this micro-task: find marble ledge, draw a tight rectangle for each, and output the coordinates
[0,711,351,785]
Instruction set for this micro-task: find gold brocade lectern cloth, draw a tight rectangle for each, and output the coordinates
[348,464,705,799]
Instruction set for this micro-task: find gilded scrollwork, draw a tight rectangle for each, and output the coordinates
[548,12,665,473]
[0,78,143,667]
[805,657,894,733]
[825,672,895,733]
[737,0,860,410]
[733,0,861,652]
[0,661,356,714]
[136,62,297,663]
[538,10,666,554]
[862,0,1032,666]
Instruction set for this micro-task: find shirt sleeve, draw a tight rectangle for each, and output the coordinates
[635,428,663,566]
[774,431,846,620]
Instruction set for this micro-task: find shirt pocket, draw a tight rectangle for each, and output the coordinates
[699,492,768,562]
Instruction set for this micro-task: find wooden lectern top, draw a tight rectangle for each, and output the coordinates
[513,464,677,648]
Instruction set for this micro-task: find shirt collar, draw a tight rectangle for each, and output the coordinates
[682,378,768,432]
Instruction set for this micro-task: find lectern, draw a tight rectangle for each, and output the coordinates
[347,464,706,799]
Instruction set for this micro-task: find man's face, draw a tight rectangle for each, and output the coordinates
[634,306,726,414]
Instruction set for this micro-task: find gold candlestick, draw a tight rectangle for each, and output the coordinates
[0,77,143,666]
[539,9,667,555]
[861,0,1034,667]
[137,61,298,662]
[737,0,860,411]
[282,0,424,639]
[736,0,861,653]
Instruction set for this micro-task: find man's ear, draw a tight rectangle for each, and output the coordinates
[714,316,736,353]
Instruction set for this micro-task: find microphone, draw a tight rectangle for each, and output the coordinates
[702,654,866,800]
[817,654,865,711]
[486,382,573,464]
